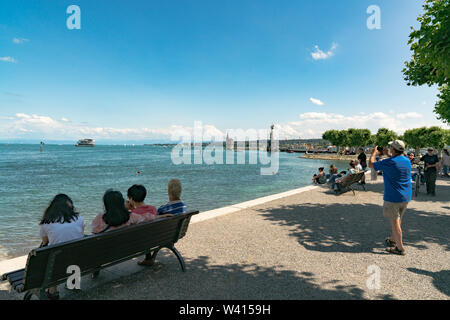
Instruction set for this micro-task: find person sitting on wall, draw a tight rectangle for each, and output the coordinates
[312,167,326,184]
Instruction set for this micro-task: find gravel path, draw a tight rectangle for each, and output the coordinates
[1,177,449,300]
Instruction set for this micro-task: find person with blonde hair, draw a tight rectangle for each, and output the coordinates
[157,179,187,215]
[138,179,187,267]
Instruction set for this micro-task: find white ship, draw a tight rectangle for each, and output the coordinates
[75,139,95,147]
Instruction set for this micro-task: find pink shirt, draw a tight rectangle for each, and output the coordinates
[91,211,156,234]
[132,205,157,216]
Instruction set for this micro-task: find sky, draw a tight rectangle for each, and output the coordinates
[0,0,448,142]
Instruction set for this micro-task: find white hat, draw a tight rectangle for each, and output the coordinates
[388,140,405,152]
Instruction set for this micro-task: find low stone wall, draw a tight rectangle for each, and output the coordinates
[300,154,360,161]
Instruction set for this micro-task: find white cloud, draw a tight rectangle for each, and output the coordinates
[0,57,17,63]
[0,113,226,141]
[309,97,324,106]
[12,38,29,44]
[311,43,337,60]
[0,112,447,142]
[396,112,422,119]
[274,111,449,139]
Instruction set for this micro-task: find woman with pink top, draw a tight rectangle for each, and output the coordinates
[91,189,156,234]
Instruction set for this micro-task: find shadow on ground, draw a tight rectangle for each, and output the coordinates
[59,255,377,300]
[256,201,450,254]
[359,177,450,203]
[407,268,450,297]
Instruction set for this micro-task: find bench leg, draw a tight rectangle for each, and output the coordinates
[23,291,33,300]
[39,288,47,300]
[150,247,161,260]
[168,246,186,272]
[92,269,100,279]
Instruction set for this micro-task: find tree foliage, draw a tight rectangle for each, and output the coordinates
[375,128,398,147]
[403,0,450,123]
[322,130,341,146]
[344,128,372,148]
[322,127,449,150]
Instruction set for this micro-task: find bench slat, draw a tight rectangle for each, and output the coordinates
[7,269,25,283]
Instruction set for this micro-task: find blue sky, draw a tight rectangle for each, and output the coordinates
[0,0,447,141]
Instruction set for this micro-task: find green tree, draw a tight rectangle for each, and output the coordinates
[427,126,448,150]
[403,0,450,123]
[435,85,450,123]
[337,130,349,150]
[403,127,428,153]
[375,128,398,147]
[322,130,340,146]
[347,128,372,150]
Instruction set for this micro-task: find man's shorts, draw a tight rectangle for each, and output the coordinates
[383,201,408,220]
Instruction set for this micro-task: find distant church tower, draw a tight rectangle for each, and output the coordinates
[267,124,274,152]
[226,132,234,150]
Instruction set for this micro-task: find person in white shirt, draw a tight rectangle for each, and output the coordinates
[39,194,85,299]
[440,149,450,177]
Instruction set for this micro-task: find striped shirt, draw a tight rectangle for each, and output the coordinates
[157,200,187,215]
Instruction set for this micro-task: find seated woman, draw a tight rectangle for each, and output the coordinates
[327,166,339,189]
[312,167,326,184]
[354,160,366,184]
[335,161,358,191]
[326,165,337,180]
[39,194,85,300]
[91,189,171,234]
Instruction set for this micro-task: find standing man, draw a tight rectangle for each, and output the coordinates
[369,140,411,255]
[358,147,367,170]
[420,148,440,196]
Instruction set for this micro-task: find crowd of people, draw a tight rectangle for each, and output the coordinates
[312,158,366,192]
[311,141,448,257]
[38,179,187,299]
[312,146,449,195]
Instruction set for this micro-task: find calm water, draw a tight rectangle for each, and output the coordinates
[0,144,347,259]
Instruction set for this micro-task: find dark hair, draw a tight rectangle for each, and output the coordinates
[127,184,147,202]
[330,165,338,174]
[318,167,324,172]
[103,190,130,227]
[349,160,356,168]
[40,194,79,225]
[444,149,449,156]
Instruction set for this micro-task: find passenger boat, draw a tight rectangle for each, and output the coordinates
[75,139,95,147]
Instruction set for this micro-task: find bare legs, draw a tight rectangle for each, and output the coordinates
[389,218,405,251]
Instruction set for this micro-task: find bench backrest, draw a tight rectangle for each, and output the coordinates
[21,210,199,291]
[341,172,364,188]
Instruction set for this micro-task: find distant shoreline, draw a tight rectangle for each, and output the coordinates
[300,153,360,161]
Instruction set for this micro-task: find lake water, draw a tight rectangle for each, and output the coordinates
[0,144,348,259]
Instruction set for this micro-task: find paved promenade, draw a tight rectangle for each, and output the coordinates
[1,177,449,300]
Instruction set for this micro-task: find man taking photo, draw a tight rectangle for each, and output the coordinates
[369,140,412,255]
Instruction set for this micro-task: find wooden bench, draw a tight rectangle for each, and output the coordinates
[1,210,199,300]
[334,172,366,195]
